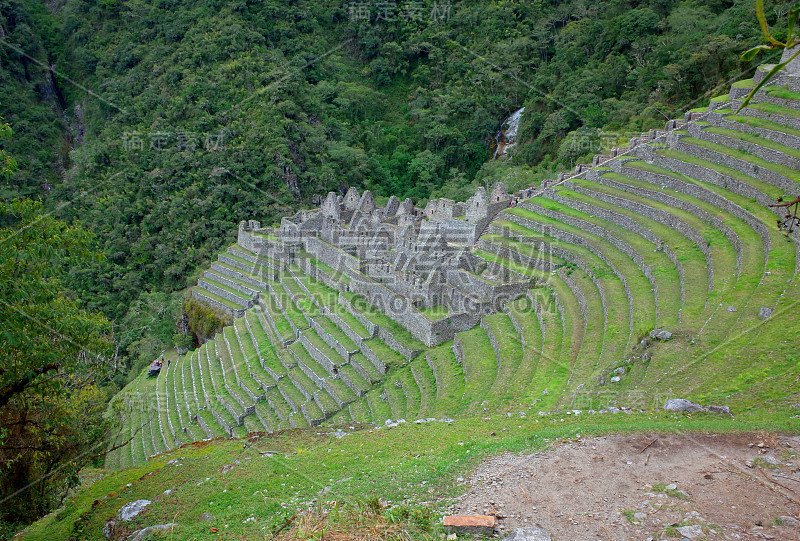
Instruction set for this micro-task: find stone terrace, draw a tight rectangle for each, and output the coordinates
[106,60,800,469]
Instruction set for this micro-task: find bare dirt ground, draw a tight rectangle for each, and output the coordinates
[450,433,800,540]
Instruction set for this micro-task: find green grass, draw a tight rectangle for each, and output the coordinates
[747,101,800,120]
[419,304,450,320]
[764,85,800,101]
[32,410,800,541]
[457,326,498,410]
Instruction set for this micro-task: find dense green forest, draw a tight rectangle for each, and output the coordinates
[0,0,786,380]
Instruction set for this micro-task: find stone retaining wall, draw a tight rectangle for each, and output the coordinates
[309,317,356,361]
[338,294,378,336]
[514,202,660,315]
[673,136,797,194]
[544,188,686,308]
[618,164,770,272]
[690,123,800,170]
[496,215,634,334]
[708,112,800,148]
[191,289,245,318]
[359,341,386,375]
[205,270,259,297]
[197,279,252,308]
[322,306,365,347]
[297,334,336,375]
[480,317,501,371]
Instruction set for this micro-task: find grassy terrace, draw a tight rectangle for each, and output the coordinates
[206,269,257,293]
[329,303,371,338]
[351,352,382,382]
[625,160,795,275]
[315,316,358,351]
[482,232,568,267]
[594,169,740,278]
[292,267,340,306]
[200,276,252,302]
[281,271,322,317]
[339,364,371,393]
[204,341,246,419]
[419,304,450,320]
[481,224,631,359]
[394,369,422,418]
[302,328,348,368]
[192,285,245,309]
[382,379,406,419]
[679,135,800,183]
[244,310,288,377]
[501,207,654,336]
[425,342,465,415]
[268,281,309,330]
[410,358,437,418]
[748,101,800,120]
[363,338,405,367]
[765,85,800,101]
[505,298,543,402]
[566,177,712,320]
[213,260,269,284]
[230,243,282,269]
[221,328,265,399]
[308,256,351,284]
[704,126,800,160]
[718,110,800,138]
[513,287,568,410]
[656,148,784,199]
[260,296,295,343]
[457,326,497,410]
[233,319,278,386]
[533,193,683,326]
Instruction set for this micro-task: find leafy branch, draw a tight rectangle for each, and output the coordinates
[736,0,800,112]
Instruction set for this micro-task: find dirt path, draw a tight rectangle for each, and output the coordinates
[450,433,800,540]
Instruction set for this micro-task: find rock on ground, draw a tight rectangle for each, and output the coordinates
[443,515,496,535]
[663,399,704,412]
[117,500,151,521]
[126,523,178,541]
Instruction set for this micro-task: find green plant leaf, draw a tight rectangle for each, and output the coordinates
[741,44,774,61]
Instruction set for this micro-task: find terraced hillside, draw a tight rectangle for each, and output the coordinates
[107,69,800,469]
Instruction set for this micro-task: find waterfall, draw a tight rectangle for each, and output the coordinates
[492,107,525,160]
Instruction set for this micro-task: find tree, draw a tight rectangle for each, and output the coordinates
[0,198,114,529]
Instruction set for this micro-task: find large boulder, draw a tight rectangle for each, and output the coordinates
[663,399,704,412]
[648,329,672,341]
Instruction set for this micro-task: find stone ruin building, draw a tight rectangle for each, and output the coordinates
[232,182,532,346]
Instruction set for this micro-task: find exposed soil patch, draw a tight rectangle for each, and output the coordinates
[451,433,800,540]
